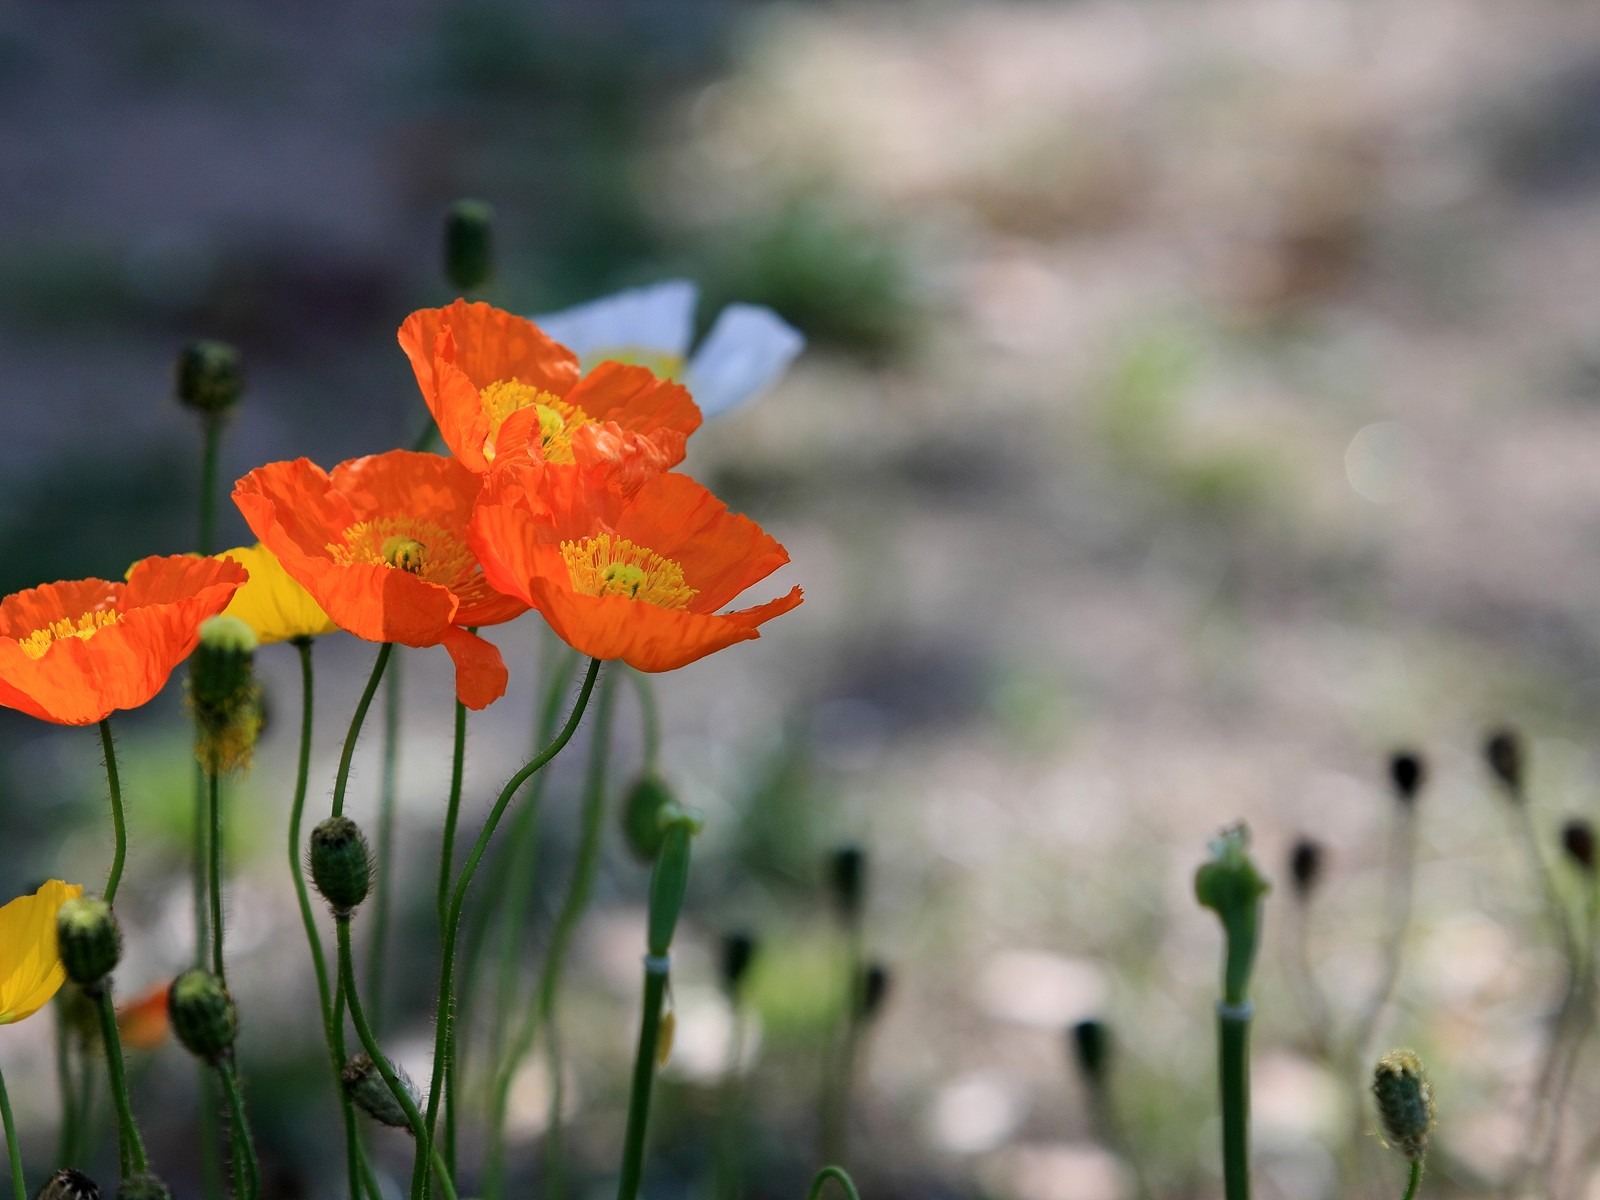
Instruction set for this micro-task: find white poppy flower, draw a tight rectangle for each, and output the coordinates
[534,280,803,418]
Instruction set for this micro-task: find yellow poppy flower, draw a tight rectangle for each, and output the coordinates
[0,880,84,1024]
[216,543,338,645]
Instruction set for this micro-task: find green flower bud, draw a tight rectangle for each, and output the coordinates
[189,615,262,774]
[168,968,237,1063]
[621,773,674,862]
[1194,824,1270,1006]
[175,340,244,416]
[443,199,495,293]
[1070,1018,1111,1090]
[55,897,121,989]
[828,843,868,920]
[115,1175,173,1200]
[1373,1049,1435,1163]
[35,1170,97,1200]
[309,817,372,915]
[342,1053,421,1132]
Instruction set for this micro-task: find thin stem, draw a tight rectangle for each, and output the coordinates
[1218,1002,1251,1200]
[98,720,127,905]
[334,643,395,818]
[74,1037,94,1170]
[368,655,405,1037]
[417,659,602,1200]
[615,962,670,1200]
[1401,1158,1423,1200]
[713,1007,749,1200]
[192,763,210,968]
[217,1060,261,1200]
[54,999,79,1169]
[197,411,223,556]
[821,916,865,1167]
[94,988,150,1176]
[1349,810,1418,1068]
[0,1065,26,1200]
[626,668,660,769]
[208,769,226,981]
[336,920,460,1200]
[437,696,469,1177]
[805,1166,864,1200]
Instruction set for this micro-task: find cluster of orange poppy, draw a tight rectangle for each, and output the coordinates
[0,299,803,724]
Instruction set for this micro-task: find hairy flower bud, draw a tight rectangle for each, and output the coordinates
[35,1170,98,1200]
[342,1053,420,1131]
[1288,837,1323,900]
[175,340,244,416]
[189,615,262,774]
[1373,1049,1434,1163]
[56,897,121,989]
[168,968,237,1063]
[1389,751,1425,805]
[115,1175,173,1200]
[443,200,495,293]
[309,816,372,915]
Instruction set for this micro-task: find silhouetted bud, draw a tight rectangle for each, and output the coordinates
[56,898,121,989]
[1485,728,1524,797]
[35,1170,98,1200]
[1373,1049,1434,1163]
[443,200,495,292]
[1070,1018,1111,1090]
[115,1175,173,1200]
[829,844,867,919]
[175,340,243,416]
[168,968,237,1063]
[342,1053,419,1131]
[1563,819,1596,874]
[1289,838,1323,900]
[720,930,758,999]
[1389,751,1426,805]
[857,962,890,1022]
[309,816,372,915]
[189,615,262,773]
[621,773,675,863]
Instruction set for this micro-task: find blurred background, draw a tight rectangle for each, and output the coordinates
[5,1,1600,1198]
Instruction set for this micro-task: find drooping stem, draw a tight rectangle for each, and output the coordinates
[337,919,460,1200]
[804,1166,864,1200]
[367,655,405,1037]
[0,1065,26,1200]
[94,988,150,1177]
[416,659,602,1200]
[333,643,395,818]
[217,1059,261,1200]
[98,720,128,905]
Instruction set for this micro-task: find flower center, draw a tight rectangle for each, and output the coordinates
[330,519,471,588]
[19,609,120,659]
[560,534,696,609]
[478,379,590,465]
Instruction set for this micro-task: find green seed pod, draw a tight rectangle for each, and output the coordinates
[1373,1049,1435,1163]
[115,1174,173,1200]
[189,615,262,774]
[443,199,495,293]
[35,1170,99,1200]
[168,968,237,1063]
[309,816,372,915]
[621,773,675,862]
[55,897,121,988]
[175,340,244,416]
[342,1053,420,1132]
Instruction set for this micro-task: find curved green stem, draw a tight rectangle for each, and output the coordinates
[94,988,149,1177]
[437,696,469,1176]
[337,920,459,1200]
[805,1166,863,1200]
[367,655,404,1037]
[416,659,602,1200]
[1401,1158,1423,1200]
[0,1065,25,1200]
[98,720,127,905]
[333,643,395,818]
[217,1059,261,1200]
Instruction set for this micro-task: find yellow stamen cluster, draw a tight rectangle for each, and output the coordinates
[561,534,696,610]
[330,519,471,588]
[477,379,590,464]
[19,610,120,660]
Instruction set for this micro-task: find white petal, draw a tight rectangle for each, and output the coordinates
[684,305,805,418]
[532,280,699,363]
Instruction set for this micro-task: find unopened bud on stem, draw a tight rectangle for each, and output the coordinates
[1485,728,1524,798]
[1562,818,1596,874]
[1389,751,1426,806]
[444,200,495,293]
[1289,837,1323,900]
[342,1053,421,1132]
[56,897,121,989]
[168,968,237,1063]
[310,816,372,915]
[1373,1048,1434,1163]
[175,340,243,417]
[1070,1018,1111,1090]
[35,1169,99,1200]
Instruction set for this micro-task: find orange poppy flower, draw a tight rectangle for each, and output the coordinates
[0,556,246,726]
[468,465,802,672]
[398,300,701,480]
[232,450,525,709]
[116,981,170,1050]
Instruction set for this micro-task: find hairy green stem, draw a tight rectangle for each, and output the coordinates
[94,988,149,1178]
[333,643,395,818]
[217,1059,261,1200]
[208,768,226,981]
[437,695,469,1175]
[1400,1158,1422,1200]
[367,655,404,1037]
[99,720,127,905]
[416,659,602,1200]
[0,1065,25,1200]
